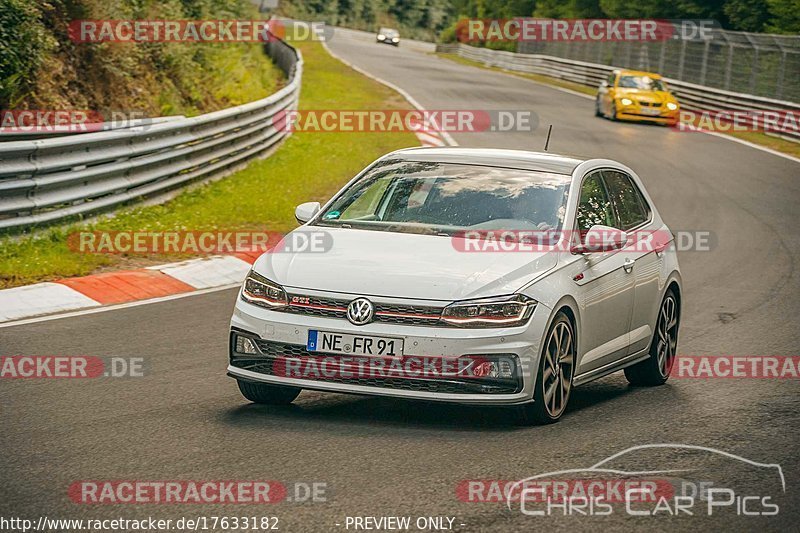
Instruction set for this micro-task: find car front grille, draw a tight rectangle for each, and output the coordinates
[280,293,446,327]
[230,337,521,395]
[639,101,661,107]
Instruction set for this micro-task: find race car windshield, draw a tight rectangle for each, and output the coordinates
[619,75,666,91]
[315,160,571,236]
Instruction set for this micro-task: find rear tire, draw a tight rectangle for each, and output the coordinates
[516,312,575,425]
[237,380,301,404]
[625,289,679,386]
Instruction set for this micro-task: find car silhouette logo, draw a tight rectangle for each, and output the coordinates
[347,297,374,325]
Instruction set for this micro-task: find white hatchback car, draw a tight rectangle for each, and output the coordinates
[228,148,682,424]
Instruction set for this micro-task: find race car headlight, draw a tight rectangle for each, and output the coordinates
[441,294,536,327]
[392,37,399,42]
[241,270,288,308]
[377,34,385,40]
[666,102,678,110]
[620,97,633,106]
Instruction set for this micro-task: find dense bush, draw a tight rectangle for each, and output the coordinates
[0,0,56,106]
[1,0,282,115]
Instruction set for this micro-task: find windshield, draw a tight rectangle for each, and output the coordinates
[379,28,398,37]
[618,75,666,91]
[314,160,571,235]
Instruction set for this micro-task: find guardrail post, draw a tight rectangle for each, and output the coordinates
[776,50,786,100]
[699,40,710,86]
[750,46,760,95]
[677,39,687,79]
[724,44,734,90]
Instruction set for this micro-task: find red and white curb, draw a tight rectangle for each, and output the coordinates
[0,253,260,323]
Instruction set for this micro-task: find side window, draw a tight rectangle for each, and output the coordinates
[602,170,650,230]
[576,172,615,232]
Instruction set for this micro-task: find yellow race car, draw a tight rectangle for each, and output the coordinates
[596,69,679,125]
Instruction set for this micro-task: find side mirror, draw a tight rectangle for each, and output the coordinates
[571,225,628,254]
[600,80,608,88]
[295,201,321,224]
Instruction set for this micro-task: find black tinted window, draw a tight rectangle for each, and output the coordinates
[576,172,614,232]
[603,170,650,230]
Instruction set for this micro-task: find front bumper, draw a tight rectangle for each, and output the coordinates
[228,291,549,405]
[616,106,678,124]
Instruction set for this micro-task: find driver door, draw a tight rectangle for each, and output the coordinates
[572,171,635,375]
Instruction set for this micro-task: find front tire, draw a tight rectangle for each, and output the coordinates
[625,289,679,386]
[237,380,301,404]
[517,312,576,425]
[595,98,603,117]
[610,102,618,121]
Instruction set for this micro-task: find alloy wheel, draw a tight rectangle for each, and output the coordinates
[656,295,679,377]
[542,320,575,418]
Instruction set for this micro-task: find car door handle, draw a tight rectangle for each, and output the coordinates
[623,258,635,273]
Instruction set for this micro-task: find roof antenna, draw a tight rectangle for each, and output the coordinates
[544,124,553,152]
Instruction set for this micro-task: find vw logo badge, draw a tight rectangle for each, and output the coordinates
[347,297,374,325]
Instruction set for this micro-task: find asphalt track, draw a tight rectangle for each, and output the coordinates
[2,29,799,531]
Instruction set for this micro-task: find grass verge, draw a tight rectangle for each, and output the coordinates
[0,40,418,288]
[437,52,800,158]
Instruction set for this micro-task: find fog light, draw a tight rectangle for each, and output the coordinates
[472,357,515,379]
[235,335,259,355]
[473,361,498,378]
[498,359,514,377]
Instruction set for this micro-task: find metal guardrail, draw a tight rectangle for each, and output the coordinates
[518,29,800,102]
[0,37,301,232]
[437,43,800,142]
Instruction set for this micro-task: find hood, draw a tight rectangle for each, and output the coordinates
[253,227,558,301]
[616,88,674,103]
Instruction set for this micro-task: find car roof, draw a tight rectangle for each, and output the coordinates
[386,147,585,175]
[615,69,663,79]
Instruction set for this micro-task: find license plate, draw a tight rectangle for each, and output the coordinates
[641,107,661,116]
[307,330,403,357]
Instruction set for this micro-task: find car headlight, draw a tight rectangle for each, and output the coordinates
[241,270,288,308]
[620,97,633,106]
[377,34,385,40]
[666,102,678,110]
[441,294,536,327]
[392,37,399,42]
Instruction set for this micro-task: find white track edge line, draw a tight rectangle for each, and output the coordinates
[322,36,458,147]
